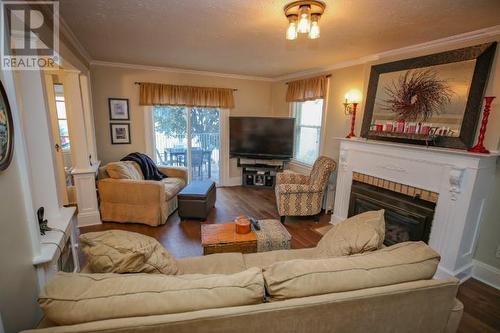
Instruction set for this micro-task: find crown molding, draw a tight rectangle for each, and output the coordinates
[90,60,275,82]
[273,25,500,81]
[58,15,93,66]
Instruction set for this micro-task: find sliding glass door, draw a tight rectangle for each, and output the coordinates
[154,106,220,183]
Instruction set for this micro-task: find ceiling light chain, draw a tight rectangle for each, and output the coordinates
[284,1,325,40]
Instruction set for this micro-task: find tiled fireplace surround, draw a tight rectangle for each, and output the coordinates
[332,138,498,281]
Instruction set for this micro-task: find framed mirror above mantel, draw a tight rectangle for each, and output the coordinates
[360,42,497,149]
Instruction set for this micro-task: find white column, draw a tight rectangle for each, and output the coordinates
[79,74,99,165]
[15,70,60,220]
[63,70,101,226]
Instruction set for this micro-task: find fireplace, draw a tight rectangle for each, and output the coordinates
[349,180,435,245]
[332,138,497,280]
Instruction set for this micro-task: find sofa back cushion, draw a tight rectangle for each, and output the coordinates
[39,267,265,325]
[106,161,143,180]
[80,230,178,275]
[263,241,439,300]
[316,209,385,257]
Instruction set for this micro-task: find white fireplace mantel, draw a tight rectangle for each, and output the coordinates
[332,138,498,281]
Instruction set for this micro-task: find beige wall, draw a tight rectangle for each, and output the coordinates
[473,39,500,270]
[90,66,273,178]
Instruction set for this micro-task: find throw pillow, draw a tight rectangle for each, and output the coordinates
[80,230,178,275]
[316,209,385,257]
[106,161,143,180]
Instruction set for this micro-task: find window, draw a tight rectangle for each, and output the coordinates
[54,85,70,151]
[292,99,324,165]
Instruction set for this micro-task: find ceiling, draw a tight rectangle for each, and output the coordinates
[60,0,500,78]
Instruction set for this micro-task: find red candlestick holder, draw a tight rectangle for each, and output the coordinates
[468,96,495,154]
[346,103,358,138]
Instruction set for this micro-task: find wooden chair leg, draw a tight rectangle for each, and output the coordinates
[313,214,320,222]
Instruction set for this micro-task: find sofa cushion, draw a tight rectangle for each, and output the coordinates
[263,241,439,300]
[39,268,265,325]
[316,209,385,257]
[243,248,320,269]
[161,177,186,200]
[106,161,143,180]
[80,230,178,275]
[176,253,246,275]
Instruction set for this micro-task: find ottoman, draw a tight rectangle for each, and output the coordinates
[178,180,216,220]
[254,219,291,252]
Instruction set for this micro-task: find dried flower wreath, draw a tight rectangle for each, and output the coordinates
[382,69,453,121]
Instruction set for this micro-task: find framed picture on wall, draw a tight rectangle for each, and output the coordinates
[108,98,130,120]
[110,123,131,144]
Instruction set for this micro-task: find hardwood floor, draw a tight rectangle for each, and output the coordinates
[80,186,500,333]
[457,279,500,332]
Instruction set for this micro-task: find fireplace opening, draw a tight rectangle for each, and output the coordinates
[348,180,436,245]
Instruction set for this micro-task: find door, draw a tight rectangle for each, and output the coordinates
[45,75,73,205]
[153,106,220,183]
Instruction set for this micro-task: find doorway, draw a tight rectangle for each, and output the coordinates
[45,79,75,206]
[153,106,220,183]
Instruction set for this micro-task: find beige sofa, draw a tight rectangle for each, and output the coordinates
[26,241,463,333]
[98,161,187,226]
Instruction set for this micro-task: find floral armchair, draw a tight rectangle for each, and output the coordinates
[275,156,336,222]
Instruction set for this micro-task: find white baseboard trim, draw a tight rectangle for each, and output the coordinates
[222,176,242,187]
[330,214,345,225]
[472,260,500,290]
[437,263,474,283]
[77,211,102,227]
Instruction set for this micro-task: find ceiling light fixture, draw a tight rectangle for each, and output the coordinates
[284,1,325,40]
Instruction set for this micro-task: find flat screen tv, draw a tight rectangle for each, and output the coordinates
[230,116,295,159]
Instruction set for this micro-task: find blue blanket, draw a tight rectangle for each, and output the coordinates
[121,152,167,181]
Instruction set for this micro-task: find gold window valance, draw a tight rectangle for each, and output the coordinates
[139,82,235,108]
[286,75,328,102]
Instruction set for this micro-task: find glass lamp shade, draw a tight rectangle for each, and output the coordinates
[345,89,362,103]
[297,5,311,33]
[309,15,320,39]
[286,15,298,40]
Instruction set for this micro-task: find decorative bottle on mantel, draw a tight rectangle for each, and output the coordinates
[468,96,495,154]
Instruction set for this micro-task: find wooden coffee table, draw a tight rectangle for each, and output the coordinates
[201,223,257,255]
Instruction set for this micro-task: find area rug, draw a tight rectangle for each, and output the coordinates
[254,219,291,252]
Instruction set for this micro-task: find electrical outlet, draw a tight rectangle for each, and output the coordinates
[496,245,500,259]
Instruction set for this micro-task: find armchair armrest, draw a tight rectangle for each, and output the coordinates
[276,170,310,185]
[158,166,188,184]
[276,183,323,194]
[98,178,165,205]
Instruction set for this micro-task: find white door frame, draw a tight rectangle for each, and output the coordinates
[43,74,69,205]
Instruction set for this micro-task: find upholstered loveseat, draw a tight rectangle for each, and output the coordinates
[98,161,187,226]
[27,211,463,333]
